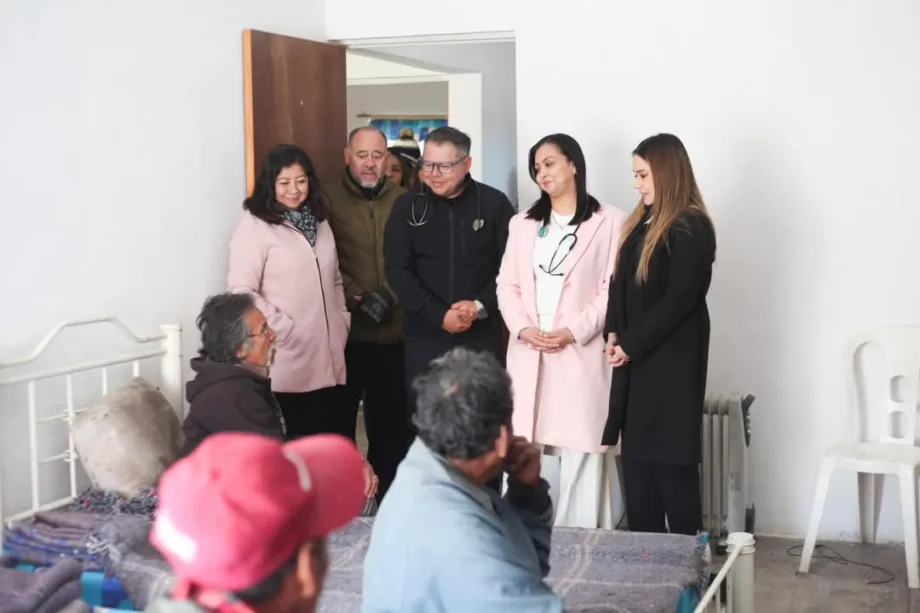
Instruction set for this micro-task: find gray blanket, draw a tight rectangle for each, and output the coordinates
[320,518,375,613]
[547,528,706,613]
[2,510,108,570]
[93,515,174,609]
[0,557,84,613]
[58,601,91,613]
[318,519,707,613]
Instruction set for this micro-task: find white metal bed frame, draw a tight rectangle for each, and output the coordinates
[693,532,756,613]
[0,317,183,543]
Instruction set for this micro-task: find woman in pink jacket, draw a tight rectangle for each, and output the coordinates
[228,144,351,440]
[497,133,626,529]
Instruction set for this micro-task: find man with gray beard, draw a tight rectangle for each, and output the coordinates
[324,126,410,502]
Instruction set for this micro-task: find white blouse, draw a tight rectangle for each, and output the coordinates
[532,211,576,329]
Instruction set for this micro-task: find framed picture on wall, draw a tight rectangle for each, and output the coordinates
[367,115,448,145]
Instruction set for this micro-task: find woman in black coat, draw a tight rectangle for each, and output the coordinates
[602,133,716,535]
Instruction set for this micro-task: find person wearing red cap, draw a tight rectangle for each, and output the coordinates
[145,431,367,613]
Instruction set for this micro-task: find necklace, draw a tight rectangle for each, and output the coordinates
[551,210,574,230]
[539,210,575,238]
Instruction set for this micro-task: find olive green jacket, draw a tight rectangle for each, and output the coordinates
[324,173,406,344]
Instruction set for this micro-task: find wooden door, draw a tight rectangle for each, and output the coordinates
[243,30,347,195]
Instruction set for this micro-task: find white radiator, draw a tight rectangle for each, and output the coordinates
[701,394,755,539]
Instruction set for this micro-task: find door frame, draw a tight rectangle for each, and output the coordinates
[346,48,455,87]
[331,31,515,48]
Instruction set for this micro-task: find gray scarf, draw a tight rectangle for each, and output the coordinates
[282,206,317,247]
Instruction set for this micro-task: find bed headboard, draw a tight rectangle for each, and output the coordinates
[0,317,183,532]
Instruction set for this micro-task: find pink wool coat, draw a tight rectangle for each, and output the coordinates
[228,211,350,393]
[497,204,626,454]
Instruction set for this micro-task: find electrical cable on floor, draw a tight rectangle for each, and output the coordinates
[786,543,895,585]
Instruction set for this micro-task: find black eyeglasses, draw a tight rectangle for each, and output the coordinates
[249,322,271,338]
[419,156,468,175]
[538,233,579,277]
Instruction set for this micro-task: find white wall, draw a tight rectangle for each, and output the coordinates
[446,74,485,192]
[346,51,447,82]
[327,0,920,541]
[346,82,448,134]
[0,0,326,513]
[367,43,518,204]
[326,0,514,40]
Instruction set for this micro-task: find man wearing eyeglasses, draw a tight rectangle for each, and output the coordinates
[181,292,284,457]
[384,127,516,433]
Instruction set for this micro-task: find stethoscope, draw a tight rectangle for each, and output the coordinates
[408,181,484,231]
[537,208,583,277]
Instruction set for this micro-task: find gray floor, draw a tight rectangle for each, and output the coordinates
[357,415,915,611]
[738,536,917,612]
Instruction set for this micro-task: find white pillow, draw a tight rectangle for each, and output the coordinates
[72,377,183,497]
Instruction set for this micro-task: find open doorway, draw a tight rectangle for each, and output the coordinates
[345,42,518,205]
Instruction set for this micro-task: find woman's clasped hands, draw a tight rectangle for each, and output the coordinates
[519,327,575,353]
[604,334,630,367]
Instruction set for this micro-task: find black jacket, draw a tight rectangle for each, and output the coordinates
[181,358,285,457]
[384,176,515,345]
[602,208,716,465]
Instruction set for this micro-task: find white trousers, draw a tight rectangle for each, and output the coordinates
[540,446,624,529]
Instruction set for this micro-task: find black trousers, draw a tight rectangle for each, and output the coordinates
[622,454,703,535]
[341,342,413,502]
[275,385,351,441]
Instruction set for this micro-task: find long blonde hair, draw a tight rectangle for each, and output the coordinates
[619,133,711,283]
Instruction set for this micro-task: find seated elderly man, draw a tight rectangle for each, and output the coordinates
[183,292,380,500]
[181,292,284,456]
[362,348,563,612]
[146,431,367,613]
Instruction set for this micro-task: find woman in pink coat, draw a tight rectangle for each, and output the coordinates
[497,133,626,529]
[228,145,351,441]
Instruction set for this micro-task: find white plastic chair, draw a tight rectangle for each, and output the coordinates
[799,326,920,588]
